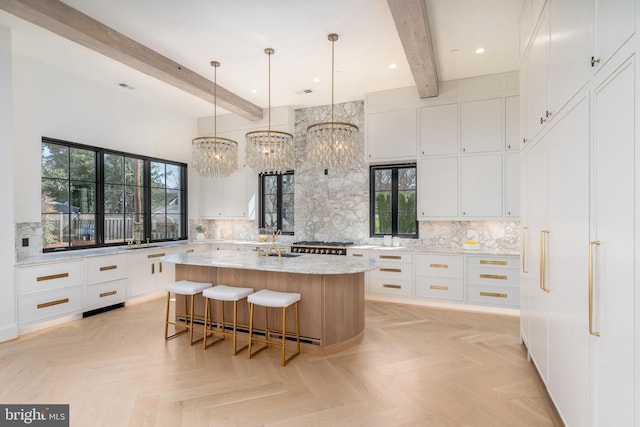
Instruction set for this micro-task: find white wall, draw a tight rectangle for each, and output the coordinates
[12,52,198,223]
[0,26,16,341]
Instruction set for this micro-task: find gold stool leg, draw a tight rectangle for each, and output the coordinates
[164,292,171,340]
[281,306,287,366]
[248,302,254,358]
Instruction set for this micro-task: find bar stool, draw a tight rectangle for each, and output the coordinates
[247,289,301,366]
[202,285,254,354]
[164,280,212,345]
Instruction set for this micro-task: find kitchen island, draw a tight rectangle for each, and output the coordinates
[163,250,379,354]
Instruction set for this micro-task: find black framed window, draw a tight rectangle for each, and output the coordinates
[259,171,294,234]
[370,164,417,238]
[41,137,187,251]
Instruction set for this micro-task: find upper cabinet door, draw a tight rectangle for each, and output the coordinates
[548,0,594,117]
[594,0,635,71]
[505,96,520,151]
[419,104,458,156]
[527,9,549,142]
[366,109,417,161]
[459,153,502,217]
[417,156,458,218]
[460,98,504,153]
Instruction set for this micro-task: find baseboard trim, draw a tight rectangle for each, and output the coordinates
[0,323,18,343]
[365,294,520,316]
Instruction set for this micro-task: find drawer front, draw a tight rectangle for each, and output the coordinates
[86,254,127,284]
[466,256,519,269]
[18,261,84,296]
[128,248,174,264]
[370,251,413,264]
[367,273,413,296]
[414,254,463,277]
[86,279,126,310]
[467,266,519,286]
[19,286,83,325]
[466,283,519,307]
[347,250,369,258]
[415,275,464,301]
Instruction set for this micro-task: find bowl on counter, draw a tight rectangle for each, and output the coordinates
[462,242,480,250]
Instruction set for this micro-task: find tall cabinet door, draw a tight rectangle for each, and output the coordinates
[546,96,590,427]
[524,136,549,383]
[591,56,635,426]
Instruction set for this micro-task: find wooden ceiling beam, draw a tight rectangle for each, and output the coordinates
[0,0,263,120]
[387,0,439,98]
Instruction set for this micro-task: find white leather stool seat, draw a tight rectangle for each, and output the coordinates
[165,280,212,295]
[203,285,254,302]
[248,289,301,308]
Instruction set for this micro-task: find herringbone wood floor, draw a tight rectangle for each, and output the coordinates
[0,295,563,426]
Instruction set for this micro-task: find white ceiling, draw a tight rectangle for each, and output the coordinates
[0,0,524,118]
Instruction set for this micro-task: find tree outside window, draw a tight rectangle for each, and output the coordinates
[259,172,294,234]
[370,164,417,238]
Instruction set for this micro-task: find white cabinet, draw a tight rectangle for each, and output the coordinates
[419,104,458,156]
[199,165,257,219]
[466,256,520,308]
[460,154,502,217]
[594,0,635,72]
[367,250,413,297]
[525,8,549,141]
[85,254,127,311]
[414,253,463,301]
[417,156,458,218]
[547,0,593,116]
[590,57,635,426]
[16,261,84,326]
[366,108,417,161]
[128,247,176,298]
[505,152,520,218]
[460,98,503,153]
[505,96,520,151]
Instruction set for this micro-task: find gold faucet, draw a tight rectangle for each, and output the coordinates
[262,229,283,257]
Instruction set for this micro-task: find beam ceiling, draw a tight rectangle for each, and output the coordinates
[0,0,263,120]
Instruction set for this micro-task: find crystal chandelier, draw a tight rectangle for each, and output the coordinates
[245,48,294,175]
[192,61,238,178]
[307,34,360,172]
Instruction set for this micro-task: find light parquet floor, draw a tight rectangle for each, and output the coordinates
[0,296,563,426]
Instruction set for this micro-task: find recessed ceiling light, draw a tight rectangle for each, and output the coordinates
[450,49,460,54]
[389,63,398,69]
[251,89,257,94]
[118,82,134,90]
[475,47,485,54]
[313,77,320,83]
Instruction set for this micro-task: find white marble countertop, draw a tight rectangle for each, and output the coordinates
[163,250,380,275]
[351,245,519,257]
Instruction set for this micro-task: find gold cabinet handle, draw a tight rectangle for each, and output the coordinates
[159,262,163,274]
[100,290,117,298]
[380,255,402,260]
[480,274,508,280]
[380,267,402,273]
[37,298,69,309]
[352,253,363,257]
[36,272,69,282]
[589,241,600,337]
[147,253,166,259]
[430,263,448,268]
[429,285,448,291]
[186,249,194,253]
[380,284,401,289]
[522,226,528,273]
[99,265,117,272]
[540,230,550,292]
[480,260,507,266]
[480,292,507,298]
[151,263,155,275]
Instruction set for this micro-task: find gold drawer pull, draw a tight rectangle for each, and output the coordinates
[381,284,402,289]
[380,267,402,273]
[99,265,117,272]
[352,253,363,257]
[186,249,195,253]
[480,274,508,280]
[480,260,507,266]
[36,272,69,282]
[430,263,448,268]
[430,285,449,291]
[37,298,69,309]
[380,255,402,260]
[147,253,166,259]
[480,292,507,298]
[100,290,117,298]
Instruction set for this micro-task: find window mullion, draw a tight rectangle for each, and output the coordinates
[391,168,399,236]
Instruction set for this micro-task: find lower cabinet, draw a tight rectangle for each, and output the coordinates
[367,250,414,296]
[85,254,127,310]
[465,256,520,307]
[128,248,176,298]
[16,260,85,326]
[414,253,464,301]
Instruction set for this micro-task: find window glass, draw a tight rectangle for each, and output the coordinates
[370,164,417,238]
[260,172,294,234]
